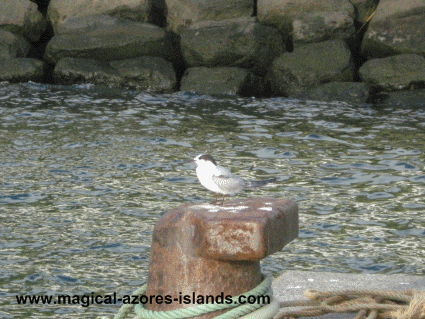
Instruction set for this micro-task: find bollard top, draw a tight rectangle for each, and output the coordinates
[185,198,299,261]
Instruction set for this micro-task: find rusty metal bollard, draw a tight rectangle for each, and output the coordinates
[145,198,298,318]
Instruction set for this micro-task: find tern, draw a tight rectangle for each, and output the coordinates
[189,154,275,205]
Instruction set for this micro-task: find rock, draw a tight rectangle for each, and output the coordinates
[292,11,355,45]
[53,58,120,85]
[382,89,425,108]
[359,54,425,91]
[361,0,425,58]
[180,66,268,96]
[270,40,354,96]
[110,57,177,92]
[54,14,118,34]
[294,82,369,104]
[47,0,151,33]
[0,0,46,42]
[165,0,253,33]
[0,29,31,59]
[0,58,46,82]
[53,56,177,92]
[257,0,355,45]
[44,16,175,64]
[180,17,285,76]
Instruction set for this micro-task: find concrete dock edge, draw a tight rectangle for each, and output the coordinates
[272,271,425,319]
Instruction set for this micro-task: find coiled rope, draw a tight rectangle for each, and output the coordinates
[114,279,425,319]
[114,276,273,319]
[274,289,425,319]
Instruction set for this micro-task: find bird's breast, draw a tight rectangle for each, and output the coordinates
[196,167,223,193]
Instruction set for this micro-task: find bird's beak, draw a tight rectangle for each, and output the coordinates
[185,158,195,163]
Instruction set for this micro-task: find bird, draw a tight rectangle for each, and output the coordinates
[189,154,275,205]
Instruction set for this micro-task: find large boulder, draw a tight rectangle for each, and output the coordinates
[180,17,285,76]
[361,0,425,58]
[47,0,151,33]
[53,58,120,85]
[165,0,253,33]
[257,0,355,45]
[270,40,355,96]
[110,57,177,92]
[0,29,31,59]
[382,89,425,108]
[0,0,46,42]
[44,15,175,64]
[0,58,46,82]
[359,54,425,91]
[292,11,355,45]
[180,67,268,96]
[294,82,369,104]
[53,56,177,92]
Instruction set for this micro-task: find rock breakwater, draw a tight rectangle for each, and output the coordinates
[1,0,424,105]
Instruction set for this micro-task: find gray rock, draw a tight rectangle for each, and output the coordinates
[359,54,425,91]
[0,58,46,82]
[44,16,174,64]
[180,66,267,96]
[361,0,425,58]
[48,0,151,33]
[0,29,31,59]
[53,58,120,85]
[165,0,253,33]
[270,40,354,96]
[295,82,369,104]
[292,11,355,45]
[0,0,46,42]
[180,17,285,76]
[53,56,177,92]
[381,89,425,108]
[110,57,177,92]
[257,0,355,43]
[55,14,122,35]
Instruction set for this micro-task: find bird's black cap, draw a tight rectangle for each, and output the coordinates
[198,154,217,166]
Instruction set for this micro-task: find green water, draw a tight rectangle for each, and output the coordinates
[1,83,424,318]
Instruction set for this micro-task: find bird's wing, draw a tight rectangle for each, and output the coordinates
[212,173,246,195]
[214,165,232,176]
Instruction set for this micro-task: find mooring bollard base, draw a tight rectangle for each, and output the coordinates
[144,198,298,318]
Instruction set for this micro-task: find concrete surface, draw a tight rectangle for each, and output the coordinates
[272,271,425,319]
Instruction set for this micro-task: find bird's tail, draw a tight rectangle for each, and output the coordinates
[244,178,275,188]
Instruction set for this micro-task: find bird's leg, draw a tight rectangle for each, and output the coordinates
[211,194,218,204]
[219,194,225,205]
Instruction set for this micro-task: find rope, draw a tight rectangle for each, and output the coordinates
[274,289,425,319]
[113,285,148,319]
[113,279,425,319]
[114,276,273,319]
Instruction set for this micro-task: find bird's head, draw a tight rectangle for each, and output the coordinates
[191,154,217,167]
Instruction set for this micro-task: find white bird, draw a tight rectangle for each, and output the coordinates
[189,154,275,205]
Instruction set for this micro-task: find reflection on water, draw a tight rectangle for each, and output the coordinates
[1,82,424,318]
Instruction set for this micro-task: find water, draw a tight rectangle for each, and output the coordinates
[1,82,424,318]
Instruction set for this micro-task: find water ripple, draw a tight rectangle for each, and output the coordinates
[0,83,424,318]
